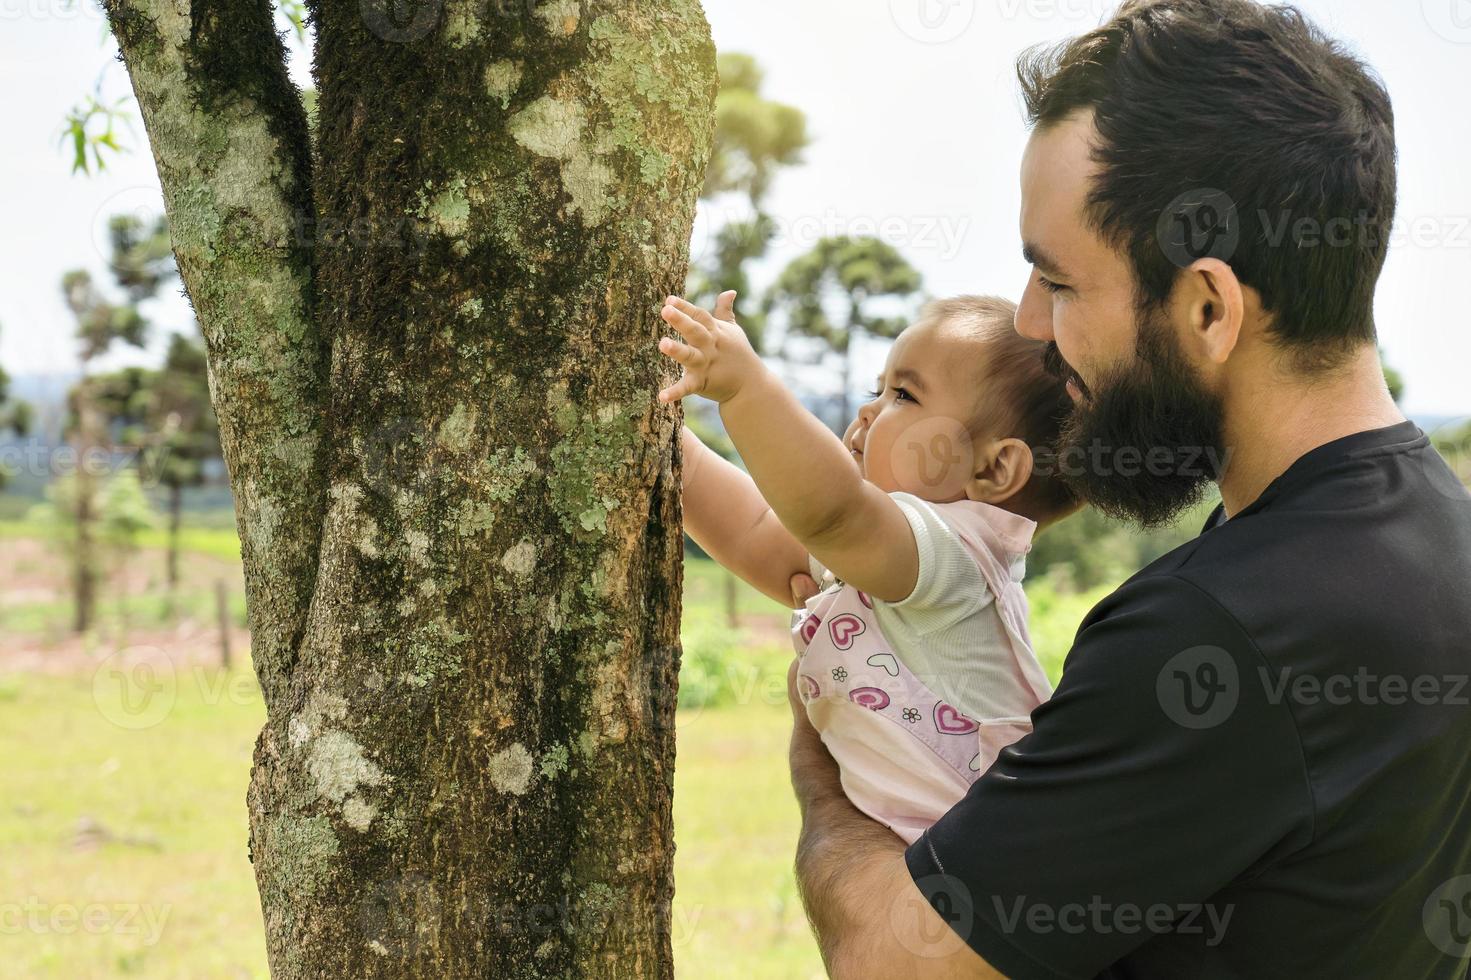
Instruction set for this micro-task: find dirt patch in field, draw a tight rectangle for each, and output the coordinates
[0,536,250,678]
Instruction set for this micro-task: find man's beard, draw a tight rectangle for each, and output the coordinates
[1043,306,1228,529]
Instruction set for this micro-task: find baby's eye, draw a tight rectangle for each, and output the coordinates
[865,388,883,401]
[894,387,916,403]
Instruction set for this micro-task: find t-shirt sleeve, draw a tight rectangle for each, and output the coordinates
[882,492,991,633]
[903,573,1313,979]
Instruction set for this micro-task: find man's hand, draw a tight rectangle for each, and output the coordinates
[790,572,821,609]
[656,291,766,405]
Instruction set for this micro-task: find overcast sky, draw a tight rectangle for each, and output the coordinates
[2,0,1468,419]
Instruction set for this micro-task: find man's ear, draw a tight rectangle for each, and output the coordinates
[1180,258,1245,365]
[968,438,1034,506]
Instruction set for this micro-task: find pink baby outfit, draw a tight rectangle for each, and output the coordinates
[791,494,1053,844]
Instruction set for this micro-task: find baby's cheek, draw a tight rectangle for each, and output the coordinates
[888,415,976,501]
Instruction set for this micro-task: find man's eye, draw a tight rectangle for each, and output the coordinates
[1037,275,1066,294]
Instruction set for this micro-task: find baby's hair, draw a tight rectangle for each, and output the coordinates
[915,296,1081,522]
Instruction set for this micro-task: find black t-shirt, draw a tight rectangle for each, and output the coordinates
[905,420,1471,979]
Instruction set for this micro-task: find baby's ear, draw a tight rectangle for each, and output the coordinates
[967,437,1034,505]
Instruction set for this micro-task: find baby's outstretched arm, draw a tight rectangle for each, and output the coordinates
[658,293,919,603]
[681,426,813,608]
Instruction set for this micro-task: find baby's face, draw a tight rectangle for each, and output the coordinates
[843,319,992,502]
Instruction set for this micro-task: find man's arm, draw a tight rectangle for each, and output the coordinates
[787,660,1005,979]
[681,425,812,608]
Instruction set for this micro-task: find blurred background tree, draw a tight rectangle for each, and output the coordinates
[59,212,172,632]
[687,52,808,354]
[0,327,34,490]
[88,333,220,599]
[763,235,923,429]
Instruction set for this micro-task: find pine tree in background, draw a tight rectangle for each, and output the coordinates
[763,235,923,429]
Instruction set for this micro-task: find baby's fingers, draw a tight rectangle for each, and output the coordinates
[660,303,711,345]
[666,296,720,333]
[657,372,703,404]
[658,335,701,367]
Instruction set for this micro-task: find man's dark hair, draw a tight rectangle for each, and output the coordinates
[1018,0,1397,374]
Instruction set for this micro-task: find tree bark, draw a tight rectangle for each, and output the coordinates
[102,1,716,976]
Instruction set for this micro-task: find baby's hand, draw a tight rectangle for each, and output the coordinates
[656,291,764,405]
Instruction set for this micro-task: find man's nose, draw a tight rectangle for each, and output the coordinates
[1016,280,1054,342]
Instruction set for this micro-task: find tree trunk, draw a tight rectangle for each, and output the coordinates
[166,480,182,594]
[102,1,716,976]
[73,379,100,634]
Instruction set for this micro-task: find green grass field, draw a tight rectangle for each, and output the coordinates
[0,524,1110,977]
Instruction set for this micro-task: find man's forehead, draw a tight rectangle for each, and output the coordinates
[1021,112,1105,272]
[1021,110,1099,194]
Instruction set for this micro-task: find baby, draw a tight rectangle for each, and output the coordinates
[658,291,1080,843]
